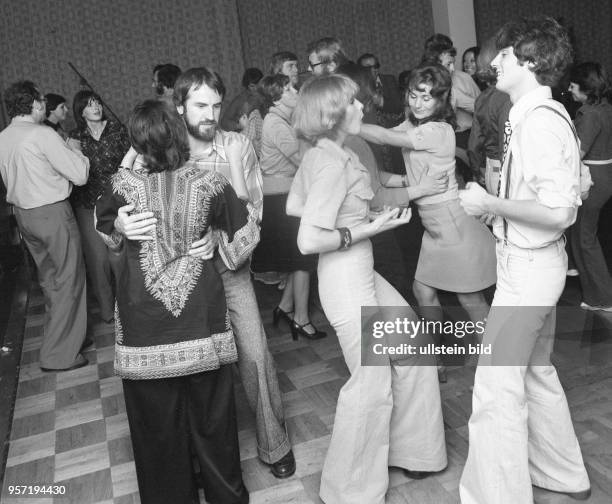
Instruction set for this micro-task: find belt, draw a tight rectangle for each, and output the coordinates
[583,158,612,165]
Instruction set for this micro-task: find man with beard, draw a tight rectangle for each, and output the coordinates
[152,63,182,106]
[114,67,296,479]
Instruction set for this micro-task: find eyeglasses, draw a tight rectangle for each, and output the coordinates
[308,61,325,71]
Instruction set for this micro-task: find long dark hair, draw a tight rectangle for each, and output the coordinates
[569,62,612,105]
[128,100,190,173]
[73,90,107,131]
[406,65,456,129]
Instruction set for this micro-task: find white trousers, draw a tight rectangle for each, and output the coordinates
[318,241,447,504]
[460,240,590,503]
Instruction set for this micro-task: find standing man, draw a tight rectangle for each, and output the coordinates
[114,67,295,478]
[0,81,89,371]
[459,17,591,503]
[152,63,182,106]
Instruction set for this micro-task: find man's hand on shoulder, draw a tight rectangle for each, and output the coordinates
[114,204,157,241]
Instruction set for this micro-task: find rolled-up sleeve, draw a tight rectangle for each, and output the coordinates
[519,114,581,208]
[240,138,264,220]
[300,159,348,230]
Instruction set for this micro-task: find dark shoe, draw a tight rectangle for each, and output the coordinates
[290,320,326,341]
[270,450,296,479]
[272,306,293,327]
[437,364,448,383]
[41,354,88,373]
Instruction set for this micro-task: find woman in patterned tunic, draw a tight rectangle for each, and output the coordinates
[96,100,257,504]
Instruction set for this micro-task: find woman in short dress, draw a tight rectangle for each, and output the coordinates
[253,74,324,339]
[287,74,447,504]
[568,62,612,310]
[360,64,496,322]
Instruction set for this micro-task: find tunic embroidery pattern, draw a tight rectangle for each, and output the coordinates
[112,168,227,317]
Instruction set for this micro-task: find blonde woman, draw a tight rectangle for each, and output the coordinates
[287,74,447,504]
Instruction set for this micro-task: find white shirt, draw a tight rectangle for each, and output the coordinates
[494,86,581,248]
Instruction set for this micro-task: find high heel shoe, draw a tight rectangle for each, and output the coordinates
[290,320,327,341]
[272,306,293,327]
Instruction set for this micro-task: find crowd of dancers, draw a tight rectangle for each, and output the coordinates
[2,13,611,504]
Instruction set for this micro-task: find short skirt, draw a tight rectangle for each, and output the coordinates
[251,192,317,273]
[415,198,496,292]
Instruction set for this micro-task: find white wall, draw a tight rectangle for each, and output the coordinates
[431,0,477,66]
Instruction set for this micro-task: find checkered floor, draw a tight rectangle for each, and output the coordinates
[2,278,612,503]
[2,288,138,504]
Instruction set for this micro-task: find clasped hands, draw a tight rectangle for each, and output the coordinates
[113,204,218,260]
[459,182,496,225]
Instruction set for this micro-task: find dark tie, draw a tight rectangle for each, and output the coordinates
[497,120,512,197]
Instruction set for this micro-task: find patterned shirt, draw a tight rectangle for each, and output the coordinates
[190,130,264,220]
[69,121,130,208]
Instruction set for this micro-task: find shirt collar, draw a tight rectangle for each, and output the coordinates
[316,137,368,173]
[508,86,552,127]
[316,138,351,163]
[191,130,227,162]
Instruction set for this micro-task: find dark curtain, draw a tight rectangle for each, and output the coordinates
[473,0,612,76]
[0,0,245,123]
[236,0,434,79]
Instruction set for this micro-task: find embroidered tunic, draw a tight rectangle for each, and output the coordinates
[95,164,260,380]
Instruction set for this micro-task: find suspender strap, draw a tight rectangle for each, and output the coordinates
[501,105,579,242]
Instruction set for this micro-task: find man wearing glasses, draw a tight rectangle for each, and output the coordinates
[0,80,90,372]
[306,37,348,76]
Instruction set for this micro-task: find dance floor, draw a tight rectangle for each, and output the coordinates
[1,232,612,503]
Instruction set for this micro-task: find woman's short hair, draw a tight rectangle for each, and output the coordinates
[3,80,42,118]
[406,65,456,128]
[128,100,190,173]
[257,74,289,116]
[72,90,106,130]
[293,74,358,142]
[569,62,612,105]
[495,16,573,87]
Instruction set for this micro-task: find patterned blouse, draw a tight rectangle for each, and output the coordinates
[95,164,260,380]
[69,121,130,208]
